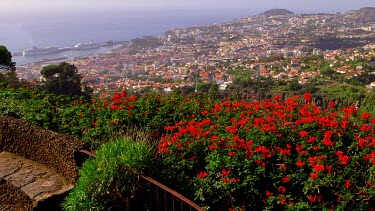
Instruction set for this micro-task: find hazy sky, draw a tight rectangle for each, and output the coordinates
[2,0,375,12]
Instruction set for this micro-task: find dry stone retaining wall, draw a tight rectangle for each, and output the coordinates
[0,116,88,210]
[0,116,85,183]
[0,181,32,211]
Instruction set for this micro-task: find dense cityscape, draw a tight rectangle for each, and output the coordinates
[14,7,375,95]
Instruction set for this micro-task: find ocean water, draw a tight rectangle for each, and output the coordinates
[0,8,259,61]
[2,8,348,66]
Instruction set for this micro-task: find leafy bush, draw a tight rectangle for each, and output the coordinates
[158,93,375,210]
[63,132,156,211]
[3,87,375,210]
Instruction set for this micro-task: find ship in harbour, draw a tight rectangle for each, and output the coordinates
[22,46,59,56]
[74,40,101,50]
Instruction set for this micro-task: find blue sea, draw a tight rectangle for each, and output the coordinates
[0,8,262,65]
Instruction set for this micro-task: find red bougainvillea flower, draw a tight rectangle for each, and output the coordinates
[296,160,306,167]
[278,186,286,194]
[328,101,336,108]
[299,130,309,138]
[362,112,372,120]
[282,176,291,183]
[308,195,322,203]
[322,130,334,147]
[110,119,119,125]
[310,172,318,180]
[231,178,240,183]
[221,169,231,176]
[222,178,231,183]
[197,171,208,179]
[313,164,325,172]
[91,121,98,127]
[326,165,333,174]
[336,151,350,165]
[345,180,351,189]
[304,93,312,103]
[127,95,137,102]
[209,145,218,151]
[266,191,273,198]
[307,136,316,143]
[164,125,176,131]
[103,100,109,108]
[228,151,237,157]
[273,94,281,101]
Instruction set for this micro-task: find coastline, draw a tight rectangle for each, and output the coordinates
[14,42,127,66]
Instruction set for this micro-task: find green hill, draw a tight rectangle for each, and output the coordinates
[260,8,294,16]
[357,7,375,13]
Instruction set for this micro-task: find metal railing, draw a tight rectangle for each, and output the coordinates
[78,150,205,211]
[139,175,205,211]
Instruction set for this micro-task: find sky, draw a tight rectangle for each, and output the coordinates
[1,0,375,54]
[1,0,375,12]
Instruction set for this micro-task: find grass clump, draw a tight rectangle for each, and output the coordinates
[63,130,156,211]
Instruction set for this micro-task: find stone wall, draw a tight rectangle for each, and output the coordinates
[0,116,86,184]
[0,181,33,211]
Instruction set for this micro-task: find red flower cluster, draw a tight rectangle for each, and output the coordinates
[197,170,208,179]
[107,90,137,111]
[157,93,375,210]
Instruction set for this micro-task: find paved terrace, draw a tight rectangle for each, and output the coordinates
[0,152,73,210]
[0,116,87,210]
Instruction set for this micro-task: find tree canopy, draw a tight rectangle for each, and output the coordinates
[0,45,19,88]
[41,62,88,98]
[0,45,15,70]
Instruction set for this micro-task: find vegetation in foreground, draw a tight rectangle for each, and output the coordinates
[2,45,375,210]
[3,85,375,210]
[63,132,156,211]
[158,93,375,210]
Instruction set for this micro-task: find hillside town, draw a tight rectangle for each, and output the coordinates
[15,7,375,94]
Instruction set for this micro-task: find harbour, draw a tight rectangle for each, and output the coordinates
[13,41,127,66]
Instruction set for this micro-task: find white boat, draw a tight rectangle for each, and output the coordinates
[74,41,101,50]
[102,40,114,46]
[23,46,59,56]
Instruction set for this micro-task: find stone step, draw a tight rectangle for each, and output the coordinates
[0,152,74,211]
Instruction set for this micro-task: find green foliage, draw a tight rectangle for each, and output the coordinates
[3,85,375,210]
[315,36,344,50]
[63,134,156,211]
[347,72,375,86]
[317,84,364,109]
[129,36,162,49]
[158,95,375,210]
[40,62,88,98]
[0,45,15,70]
[228,68,255,85]
[0,45,19,88]
[0,88,63,129]
[288,79,302,91]
[359,89,375,113]
[259,53,284,63]
[0,70,20,88]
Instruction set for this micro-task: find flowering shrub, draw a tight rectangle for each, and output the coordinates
[4,87,375,209]
[0,87,216,148]
[56,90,139,148]
[158,93,375,210]
[63,134,156,211]
[56,91,215,148]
